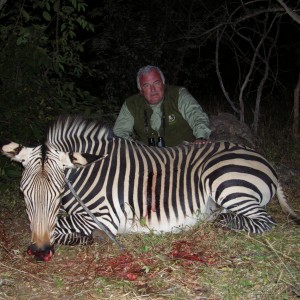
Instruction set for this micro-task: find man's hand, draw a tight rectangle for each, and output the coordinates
[182,139,212,146]
[192,138,211,145]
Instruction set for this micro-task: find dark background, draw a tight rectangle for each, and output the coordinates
[0,0,299,144]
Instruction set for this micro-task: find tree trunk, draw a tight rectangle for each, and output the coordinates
[293,71,300,139]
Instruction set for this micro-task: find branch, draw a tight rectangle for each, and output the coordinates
[55,0,61,55]
[276,0,300,24]
[0,0,7,11]
[190,7,286,40]
[293,71,300,138]
[253,16,280,134]
[215,29,240,115]
[13,0,26,33]
[166,1,299,44]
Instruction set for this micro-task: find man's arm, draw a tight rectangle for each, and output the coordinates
[113,102,134,140]
[178,88,211,140]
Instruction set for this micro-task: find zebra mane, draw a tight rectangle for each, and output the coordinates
[46,115,114,153]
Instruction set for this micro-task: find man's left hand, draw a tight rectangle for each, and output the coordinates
[192,138,211,145]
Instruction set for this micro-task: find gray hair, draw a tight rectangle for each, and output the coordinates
[136,65,165,90]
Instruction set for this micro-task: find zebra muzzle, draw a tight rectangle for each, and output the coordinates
[27,244,55,262]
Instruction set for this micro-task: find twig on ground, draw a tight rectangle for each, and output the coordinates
[0,262,51,283]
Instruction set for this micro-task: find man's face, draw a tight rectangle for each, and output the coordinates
[139,69,165,105]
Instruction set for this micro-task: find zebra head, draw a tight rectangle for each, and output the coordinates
[1,140,103,261]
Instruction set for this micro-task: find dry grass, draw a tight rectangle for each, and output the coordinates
[0,186,300,300]
[1,141,300,299]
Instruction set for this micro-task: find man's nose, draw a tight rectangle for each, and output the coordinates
[150,84,156,91]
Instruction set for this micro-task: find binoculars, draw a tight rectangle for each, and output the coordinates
[148,137,165,147]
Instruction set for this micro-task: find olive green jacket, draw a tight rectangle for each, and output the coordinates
[113,85,211,147]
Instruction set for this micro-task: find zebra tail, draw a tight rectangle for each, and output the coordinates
[276,182,300,224]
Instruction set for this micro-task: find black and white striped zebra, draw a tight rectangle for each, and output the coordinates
[1,116,298,261]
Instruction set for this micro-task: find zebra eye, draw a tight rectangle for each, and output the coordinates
[69,152,74,160]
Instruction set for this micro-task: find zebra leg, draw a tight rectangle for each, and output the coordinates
[54,230,110,245]
[54,214,103,245]
[216,203,276,234]
[54,212,117,245]
[54,231,94,245]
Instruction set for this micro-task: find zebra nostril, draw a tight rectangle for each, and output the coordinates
[27,244,38,255]
[27,244,55,262]
[27,248,33,256]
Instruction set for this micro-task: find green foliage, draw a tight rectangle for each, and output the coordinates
[0,0,99,145]
[0,0,107,182]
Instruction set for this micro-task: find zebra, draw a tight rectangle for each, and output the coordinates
[1,115,299,261]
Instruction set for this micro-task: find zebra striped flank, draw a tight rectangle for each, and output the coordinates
[1,115,299,261]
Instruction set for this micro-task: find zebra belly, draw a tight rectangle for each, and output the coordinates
[116,202,217,234]
[117,214,198,234]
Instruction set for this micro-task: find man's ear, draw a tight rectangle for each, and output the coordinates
[61,152,108,168]
[1,141,34,166]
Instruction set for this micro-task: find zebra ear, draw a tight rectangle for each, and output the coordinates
[63,152,108,168]
[0,141,33,165]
